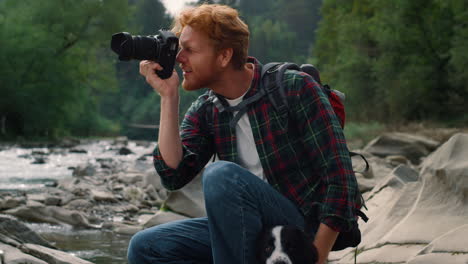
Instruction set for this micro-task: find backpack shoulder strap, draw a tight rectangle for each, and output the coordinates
[261,62,300,115]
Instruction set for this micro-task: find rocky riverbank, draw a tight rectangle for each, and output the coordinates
[0,130,467,263]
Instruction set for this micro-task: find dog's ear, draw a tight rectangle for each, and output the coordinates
[255,228,273,263]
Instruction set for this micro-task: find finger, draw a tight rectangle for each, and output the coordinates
[139,60,152,75]
[149,62,163,71]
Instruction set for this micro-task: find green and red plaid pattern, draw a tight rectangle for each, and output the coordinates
[154,58,359,232]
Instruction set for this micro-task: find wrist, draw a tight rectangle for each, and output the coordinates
[160,93,179,105]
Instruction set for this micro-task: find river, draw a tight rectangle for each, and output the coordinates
[0,139,155,264]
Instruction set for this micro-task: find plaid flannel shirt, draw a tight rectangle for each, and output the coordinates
[154,57,359,232]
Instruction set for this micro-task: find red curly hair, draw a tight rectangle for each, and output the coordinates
[172,4,250,70]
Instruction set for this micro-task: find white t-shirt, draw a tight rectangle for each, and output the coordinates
[225,92,266,181]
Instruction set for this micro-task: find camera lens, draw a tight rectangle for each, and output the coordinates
[111,32,159,61]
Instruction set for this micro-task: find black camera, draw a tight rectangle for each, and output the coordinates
[111,30,179,79]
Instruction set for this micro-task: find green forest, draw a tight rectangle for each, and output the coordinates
[1,0,467,140]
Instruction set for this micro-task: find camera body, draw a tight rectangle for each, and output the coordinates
[111,30,179,79]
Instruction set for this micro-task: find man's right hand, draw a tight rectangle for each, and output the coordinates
[139,60,180,98]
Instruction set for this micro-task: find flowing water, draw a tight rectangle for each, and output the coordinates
[0,140,155,264]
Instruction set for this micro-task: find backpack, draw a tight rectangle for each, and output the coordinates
[261,62,346,128]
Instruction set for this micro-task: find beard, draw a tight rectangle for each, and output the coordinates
[181,64,222,91]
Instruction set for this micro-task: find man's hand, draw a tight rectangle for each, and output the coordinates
[313,223,339,264]
[139,60,179,98]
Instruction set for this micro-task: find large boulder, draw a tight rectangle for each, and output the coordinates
[164,172,206,218]
[363,132,440,164]
[420,133,468,197]
[142,210,189,228]
[330,133,468,264]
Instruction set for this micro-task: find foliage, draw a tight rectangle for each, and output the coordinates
[2,0,467,140]
[315,0,468,124]
[0,0,129,138]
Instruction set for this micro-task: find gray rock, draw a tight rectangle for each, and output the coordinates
[27,193,46,203]
[31,157,47,164]
[144,184,162,201]
[165,172,206,218]
[69,149,87,154]
[26,200,45,208]
[142,211,188,228]
[415,224,468,258]
[364,132,440,164]
[0,243,48,264]
[385,154,410,166]
[420,133,468,197]
[72,163,98,177]
[4,206,96,228]
[118,147,133,155]
[0,216,53,248]
[406,252,468,264]
[330,134,468,264]
[117,173,144,184]
[64,199,93,210]
[145,170,164,192]
[0,196,25,210]
[123,186,147,204]
[20,243,94,264]
[113,223,143,236]
[91,190,117,203]
[112,204,139,214]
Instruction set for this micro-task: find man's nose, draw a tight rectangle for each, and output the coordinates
[176,49,184,63]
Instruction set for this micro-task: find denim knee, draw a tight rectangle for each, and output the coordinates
[127,229,151,264]
[202,161,243,202]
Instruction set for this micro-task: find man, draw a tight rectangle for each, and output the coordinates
[127,4,359,264]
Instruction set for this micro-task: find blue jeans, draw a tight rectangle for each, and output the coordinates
[127,161,308,264]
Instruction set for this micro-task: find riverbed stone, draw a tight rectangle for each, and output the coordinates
[123,186,147,204]
[27,194,47,203]
[69,148,87,154]
[0,243,48,264]
[117,173,144,184]
[118,147,133,155]
[112,204,139,214]
[113,223,143,236]
[91,189,117,203]
[0,196,26,210]
[72,163,98,177]
[20,243,94,264]
[0,216,53,248]
[4,206,95,228]
[44,196,61,206]
[63,199,93,210]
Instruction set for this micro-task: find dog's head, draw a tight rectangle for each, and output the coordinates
[256,225,318,264]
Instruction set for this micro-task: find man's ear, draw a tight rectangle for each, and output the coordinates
[217,47,233,68]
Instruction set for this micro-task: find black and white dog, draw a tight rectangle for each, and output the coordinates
[256,224,318,264]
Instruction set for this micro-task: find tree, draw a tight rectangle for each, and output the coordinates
[0,0,129,138]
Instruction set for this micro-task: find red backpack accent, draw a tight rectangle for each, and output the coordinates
[328,90,345,128]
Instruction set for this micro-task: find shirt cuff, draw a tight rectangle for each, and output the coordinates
[321,215,351,233]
